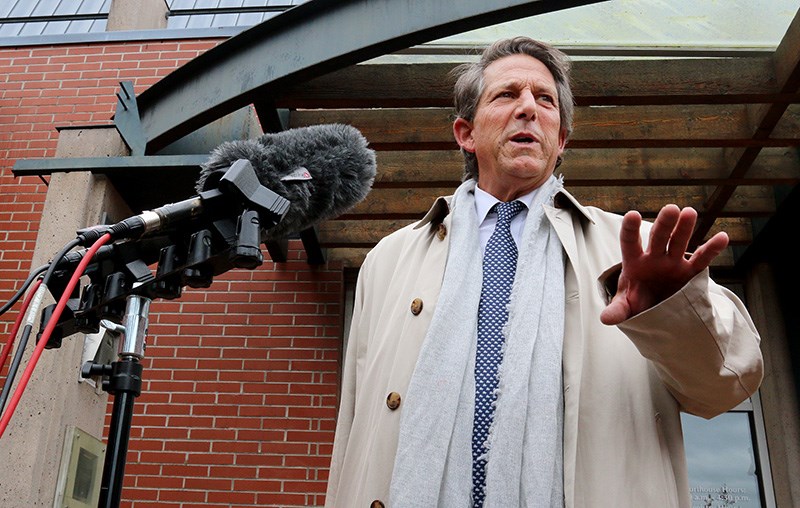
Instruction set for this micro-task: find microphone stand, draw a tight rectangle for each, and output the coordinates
[41,159,291,508]
[82,291,151,508]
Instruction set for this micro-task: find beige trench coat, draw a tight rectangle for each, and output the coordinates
[326,189,763,508]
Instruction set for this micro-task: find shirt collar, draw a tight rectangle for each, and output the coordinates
[414,180,595,230]
[474,184,537,224]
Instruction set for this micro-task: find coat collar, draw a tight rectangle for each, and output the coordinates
[413,186,594,230]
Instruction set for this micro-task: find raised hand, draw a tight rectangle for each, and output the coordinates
[600,205,729,326]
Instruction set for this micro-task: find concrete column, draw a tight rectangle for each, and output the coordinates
[0,127,130,506]
[746,263,800,508]
[107,0,169,31]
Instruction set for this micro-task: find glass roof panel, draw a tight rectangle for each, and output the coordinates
[432,0,799,52]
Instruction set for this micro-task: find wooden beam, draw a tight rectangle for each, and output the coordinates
[315,216,753,248]
[291,106,800,148]
[318,219,418,245]
[276,57,789,108]
[559,147,800,185]
[563,185,776,217]
[323,245,738,270]
[343,185,777,218]
[371,148,800,187]
[692,6,800,247]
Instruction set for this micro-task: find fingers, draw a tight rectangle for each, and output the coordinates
[688,231,729,271]
[619,210,644,262]
[648,204,680,255]
[648,205,701,258]
[666,207,697,257]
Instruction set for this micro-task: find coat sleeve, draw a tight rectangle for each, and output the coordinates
[611,268,763,419]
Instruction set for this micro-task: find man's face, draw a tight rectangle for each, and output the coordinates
[454,54,567,200]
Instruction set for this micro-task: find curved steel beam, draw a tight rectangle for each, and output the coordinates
[136,0,606,152]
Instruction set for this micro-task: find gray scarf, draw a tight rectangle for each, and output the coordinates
[390,176,566,507]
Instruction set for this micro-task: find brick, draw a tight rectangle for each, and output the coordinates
[258,467,308,480]
[189,427,237,441]
[186,452,235,465]
[285,430,335,444]
[141,403,191,415]
[234,454,284,467]
[235,429,286,442]
[161,464,210,478]
[211,440,259,454]
[283,455,334,469]
[167,440,211,453]
[168,416,215,428]
[124,463,162,477]
[140,426,191,441]
[122,487,159,502]
[238,405,285,418]
[184,477,231,491]
[282,480,328,493]
[135,475,184,489]
[208,465,261,479]
[138,451,187,464]
[158,488,206,502]
[218,370,266,383]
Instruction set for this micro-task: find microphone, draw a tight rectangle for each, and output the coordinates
[79,124,376,245]
[196,123,377,239]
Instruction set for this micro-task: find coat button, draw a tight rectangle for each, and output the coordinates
[370,501,385,508]
[436,223,447,240]
[410,298,423,315]
[386,392,401,410]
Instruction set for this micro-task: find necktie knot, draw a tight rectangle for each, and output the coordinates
[494,200,525,228]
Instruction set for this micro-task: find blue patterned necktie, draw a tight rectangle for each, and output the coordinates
[472,200,525,507]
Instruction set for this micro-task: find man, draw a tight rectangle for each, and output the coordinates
[325,37,762,507]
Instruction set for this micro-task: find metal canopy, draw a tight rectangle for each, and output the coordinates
[13,0,800,272]
[134,0,606,152]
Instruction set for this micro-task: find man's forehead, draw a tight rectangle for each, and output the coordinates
[483,54,556,86]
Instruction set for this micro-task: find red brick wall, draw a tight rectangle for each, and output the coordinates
[1,40,341,507]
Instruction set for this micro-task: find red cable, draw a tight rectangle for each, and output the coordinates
[0,279,43,375]
[0,233,112,438]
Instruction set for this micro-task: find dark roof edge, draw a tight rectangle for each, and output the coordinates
[0,26,244,48]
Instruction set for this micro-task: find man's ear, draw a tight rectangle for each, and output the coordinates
[557,127,567,154]
[453,117,475,153]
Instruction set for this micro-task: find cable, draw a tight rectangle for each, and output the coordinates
[0,238,80,319]
[0,240,81,417]
[0,278,42,380]
[0,264,48,318]
[40,238,82,292]
[0,325,34,416]
[0,233,111,439]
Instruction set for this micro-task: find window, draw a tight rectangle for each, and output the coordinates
[683,394,775,508]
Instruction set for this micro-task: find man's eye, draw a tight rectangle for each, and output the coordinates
[538,94,555,104]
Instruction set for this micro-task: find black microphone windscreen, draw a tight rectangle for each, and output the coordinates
[197,124,376,239]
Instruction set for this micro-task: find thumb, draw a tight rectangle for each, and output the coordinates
[600,297,630,326]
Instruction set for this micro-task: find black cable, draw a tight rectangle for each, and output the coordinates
[0,264,48,318]
[0,237,81,317]
[40,238,82,289]
[0,238,81,416]
[0,325,32,415]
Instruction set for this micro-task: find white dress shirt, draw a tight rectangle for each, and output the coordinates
[474,184,542,254]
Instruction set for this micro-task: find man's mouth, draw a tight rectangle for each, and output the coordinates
[510,134,536,144]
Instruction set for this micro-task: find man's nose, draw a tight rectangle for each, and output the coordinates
[516,89,537,119]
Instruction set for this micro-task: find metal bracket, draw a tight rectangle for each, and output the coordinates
[114,81,147,156]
